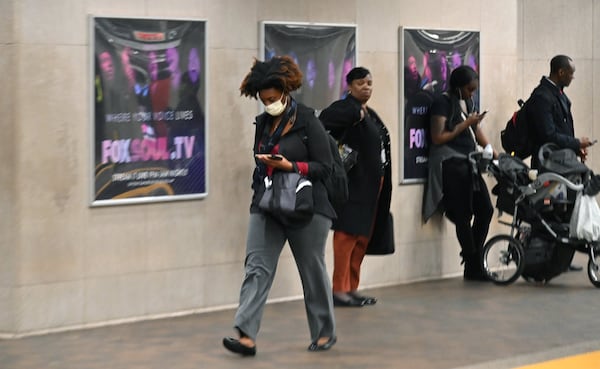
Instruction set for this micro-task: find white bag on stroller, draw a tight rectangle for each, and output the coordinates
[570,193,600,241]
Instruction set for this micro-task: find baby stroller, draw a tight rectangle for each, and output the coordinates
[480,143,600,286]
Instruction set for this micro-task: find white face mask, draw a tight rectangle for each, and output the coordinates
[264,94,287,116]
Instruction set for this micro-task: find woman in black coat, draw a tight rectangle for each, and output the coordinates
[222,56,337,356]
[319,67,394,307]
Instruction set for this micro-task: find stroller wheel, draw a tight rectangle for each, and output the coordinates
[482,235,525,285]
[587,246,600,288]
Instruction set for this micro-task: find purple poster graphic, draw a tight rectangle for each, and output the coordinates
[262,22,356,113]
[400,28,480,183]
[92,17,207,205]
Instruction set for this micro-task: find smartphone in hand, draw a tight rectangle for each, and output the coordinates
[269,154,283,161]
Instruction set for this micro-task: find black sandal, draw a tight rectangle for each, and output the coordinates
[307,336,337,351]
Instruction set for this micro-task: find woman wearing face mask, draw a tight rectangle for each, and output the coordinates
[222,56,337,356]
[319,67,394,307]
[423,65,497,280]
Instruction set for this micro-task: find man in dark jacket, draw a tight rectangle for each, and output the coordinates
[526,55,594,271]
[319,67,394,307]
[526,55,593,169]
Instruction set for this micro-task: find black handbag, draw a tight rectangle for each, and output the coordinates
[259,171,314,227]
[365,212,395,255]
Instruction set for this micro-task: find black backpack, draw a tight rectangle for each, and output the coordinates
[297,125,349,213]
[323,133,349,212]
[501,99,534,159]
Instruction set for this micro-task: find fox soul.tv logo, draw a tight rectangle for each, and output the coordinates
[408,103,429,150]
[409,128,427,149]
[101,136,196,164]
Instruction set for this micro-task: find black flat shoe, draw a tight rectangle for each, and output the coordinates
[222,337,256,356]
[349,292,377,305]
[333,294,364,307]
[308,336,337,351]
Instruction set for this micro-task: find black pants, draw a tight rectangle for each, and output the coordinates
[442,158,493,258]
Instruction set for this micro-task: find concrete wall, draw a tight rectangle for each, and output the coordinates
[2,0,594,337]
[0,0,17,334]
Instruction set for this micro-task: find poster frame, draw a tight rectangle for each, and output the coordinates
[259,21,358,113]
[399,26,480,185]
[89,15,209,206]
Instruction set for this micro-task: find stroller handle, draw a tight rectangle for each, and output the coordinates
[533,172,584,191]
[468,150,492,174]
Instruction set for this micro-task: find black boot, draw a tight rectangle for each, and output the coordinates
[462,251,489,281]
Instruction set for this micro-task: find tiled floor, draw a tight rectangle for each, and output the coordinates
[1,254,599,369]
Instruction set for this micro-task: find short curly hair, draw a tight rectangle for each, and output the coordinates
[240,55,303,98]
[346,66,370,85]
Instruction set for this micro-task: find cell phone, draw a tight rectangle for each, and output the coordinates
[269,154,283,161]
[480,110,488,116]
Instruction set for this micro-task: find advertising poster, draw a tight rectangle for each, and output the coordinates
[92,17,207,205]
[400,28,480,183]
[261,22,356,113]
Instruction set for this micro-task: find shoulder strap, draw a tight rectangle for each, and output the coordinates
[257,98,298,154]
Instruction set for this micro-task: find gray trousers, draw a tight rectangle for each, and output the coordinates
[234,213,335,343]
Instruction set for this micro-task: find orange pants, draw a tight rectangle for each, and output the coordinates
[332,231,370,293]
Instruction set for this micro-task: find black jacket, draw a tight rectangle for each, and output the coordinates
[250,103,336,220]
[319,95,393,242]
[526,77,579,168]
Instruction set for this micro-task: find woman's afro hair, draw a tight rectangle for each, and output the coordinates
[240,55,303,98]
